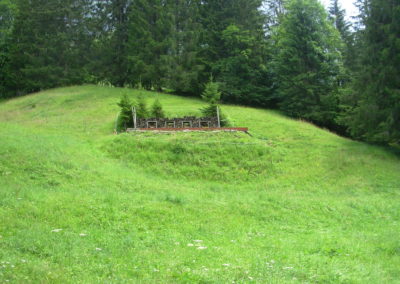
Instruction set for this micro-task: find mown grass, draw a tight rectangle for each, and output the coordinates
[0,85,399,283]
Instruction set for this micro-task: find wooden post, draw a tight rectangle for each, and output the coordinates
[114,112,119,134]
[132,107,137,129]
[217,106,221,128]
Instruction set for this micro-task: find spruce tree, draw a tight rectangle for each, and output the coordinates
[199,0,273,105]
[340,0,400,144]
[126,0,171,90]
[150,99,165,118]
[272,0,343,127]
[6,0,93,96]
[164,0,204,96]
[117,94,134,128]
[136,95,149,119]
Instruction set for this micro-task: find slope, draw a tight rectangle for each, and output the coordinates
[0,85,399,283]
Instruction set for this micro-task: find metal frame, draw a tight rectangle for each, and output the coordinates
[147,121,157,128]
[166,121,176,128]
[182,121,192,128]
[200,121,210,128]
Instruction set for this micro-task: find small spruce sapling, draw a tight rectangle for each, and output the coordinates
[151,99,165,118]
[117,94,134,129]
[136,95,149,118]
[200,79,229,126]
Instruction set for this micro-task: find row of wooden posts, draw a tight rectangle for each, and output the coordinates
[130,106,221,129]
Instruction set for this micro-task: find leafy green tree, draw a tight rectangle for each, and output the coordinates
[272,0,343,127]
[151,99,165,118]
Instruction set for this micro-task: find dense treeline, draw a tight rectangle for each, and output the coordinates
[0,0,398,145]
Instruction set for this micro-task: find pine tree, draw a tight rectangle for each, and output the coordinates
[201,79,221,104]
[0,0,15,44]
[104,0,131,87]
[117,93,134,128]
[272,0,343,127]
[199,0,273,105]
[328,0,356,71]
[340,0,400,144]
[150,99,165,118]
[164,0,204,96]
[6,0,93,96]
[126,0,171,91]
[136,95,149,119]
[0,0,15,98]
[200,79,229,126]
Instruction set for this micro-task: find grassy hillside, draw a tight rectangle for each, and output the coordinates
[0,85,399,283]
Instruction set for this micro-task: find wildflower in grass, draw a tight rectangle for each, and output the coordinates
[95,248,102,251]
[79,233,87,237]
[248,276,254,280]
[197,246,207,250]
[187,243,194,247]
[51,229,62,233]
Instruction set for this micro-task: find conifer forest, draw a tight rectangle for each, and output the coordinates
[0,0,399,145]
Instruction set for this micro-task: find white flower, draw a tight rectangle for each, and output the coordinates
[79,233,87,237]
[187,243,194,247]
[95,248,102,251]
[248,276,254,280]
[51,229,62,233]
[197,246,207,250]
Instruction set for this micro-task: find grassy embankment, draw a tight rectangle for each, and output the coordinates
[0,85,399,283]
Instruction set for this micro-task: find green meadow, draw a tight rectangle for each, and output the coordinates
[0,85,399,283]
